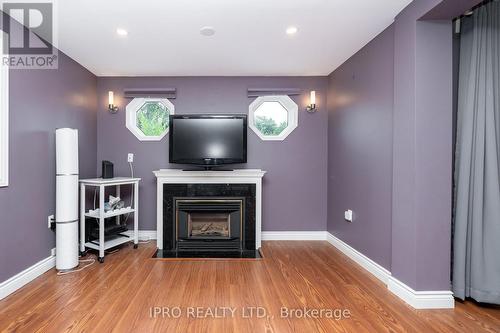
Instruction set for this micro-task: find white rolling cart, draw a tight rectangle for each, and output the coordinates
[79,177,141,263]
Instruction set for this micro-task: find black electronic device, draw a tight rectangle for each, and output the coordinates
[169,114,247,170]
[102,160,114,179]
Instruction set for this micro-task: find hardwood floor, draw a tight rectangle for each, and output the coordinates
[0,241,499,333]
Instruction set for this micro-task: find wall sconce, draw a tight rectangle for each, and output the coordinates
[108,91,119,113]
[306,90,317,113]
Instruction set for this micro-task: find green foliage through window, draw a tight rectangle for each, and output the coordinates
[254,116,287,136]
[136,102,170,136]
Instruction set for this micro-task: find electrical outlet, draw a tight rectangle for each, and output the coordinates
[127,153,134,163]
[50,248,56,257]
[48,214,55,228]
[344,210,353,222]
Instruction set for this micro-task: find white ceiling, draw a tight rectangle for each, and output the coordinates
[57,0,412,77]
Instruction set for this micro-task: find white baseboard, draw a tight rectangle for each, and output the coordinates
[325,232,454,309]
[387,277,454,309]
[326,232,391,285]
[138,230,157,240]
[262,231,327,241]
[0,248,56,301]
[124,230,157,241]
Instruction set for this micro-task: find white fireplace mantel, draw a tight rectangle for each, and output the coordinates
[153,169,266,250]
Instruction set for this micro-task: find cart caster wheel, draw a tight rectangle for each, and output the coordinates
[79,250,88,257]
[98,257,104,263]
[133,244,138,249]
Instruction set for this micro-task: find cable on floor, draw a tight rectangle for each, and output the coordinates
[138,236,151,244]
[57,256,96,275]
[105,248,120,254]
[124,161,135,223]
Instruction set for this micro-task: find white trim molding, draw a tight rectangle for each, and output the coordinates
[126,97,174,141]
[326,232,391,285]
[0,31,9,187]
[387,277,454,309]
[125,230,157,241]
[326,232,454,309]
[0,248,56,301]
[262,231,327,241]
[248,95,298,141]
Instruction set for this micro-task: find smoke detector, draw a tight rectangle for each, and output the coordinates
[200,26,216,37]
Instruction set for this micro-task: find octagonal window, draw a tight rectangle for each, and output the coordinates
[249,95,298,141]
[126,98,175,141]
[254,101,288,136]
[137,102,169,136]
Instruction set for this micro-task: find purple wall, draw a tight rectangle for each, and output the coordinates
[413,19,453,291]
[0,54,97,282]
[422,0,483,19]
[328,0,481,291]
[96,77,328,232]
[327,25,395,270]
[392,0,455,291]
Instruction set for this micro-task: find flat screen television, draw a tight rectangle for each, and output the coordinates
[169,114,247,169]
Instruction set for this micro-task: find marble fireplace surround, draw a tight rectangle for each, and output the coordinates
[154,169,266,250]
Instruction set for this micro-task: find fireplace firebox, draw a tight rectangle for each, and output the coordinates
[176,199,243,251]
[188,213,230,238]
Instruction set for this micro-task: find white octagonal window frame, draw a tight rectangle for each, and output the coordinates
[248,95,298,141]
[126,97,175,141]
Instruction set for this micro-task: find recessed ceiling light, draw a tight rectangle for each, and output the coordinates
[286,26,298,35]
[116,28,128,36]
[200,26,216,37]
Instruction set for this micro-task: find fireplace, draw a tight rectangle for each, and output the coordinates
[176,199,243,251]
[156,182,260,258]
